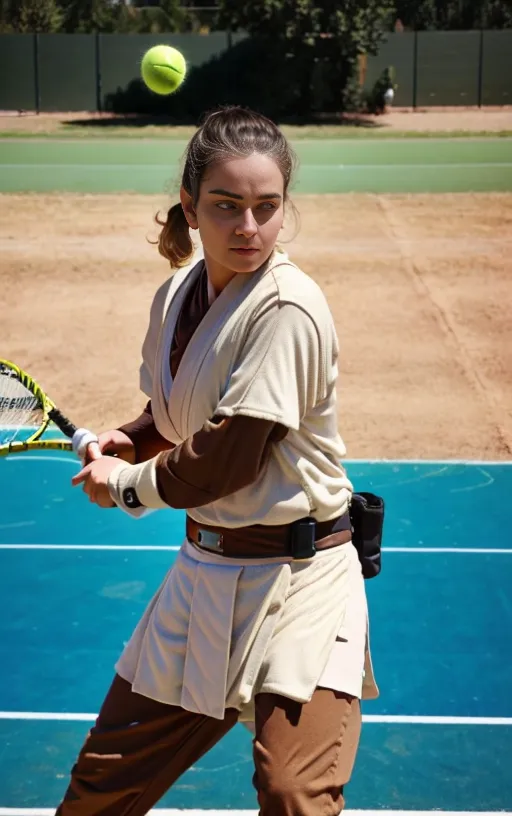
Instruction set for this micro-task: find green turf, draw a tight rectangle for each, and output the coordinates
[1,137,511,194]
[2,127,512,140]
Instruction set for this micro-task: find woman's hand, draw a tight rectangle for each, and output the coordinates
[71,457,125,508]
[85,429,136,465]
[74,428,137,508]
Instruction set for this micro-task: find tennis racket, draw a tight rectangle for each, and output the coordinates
[0,359,149,518]
[0,359,99,459]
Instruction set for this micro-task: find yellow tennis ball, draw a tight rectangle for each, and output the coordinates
[141,45,187,95]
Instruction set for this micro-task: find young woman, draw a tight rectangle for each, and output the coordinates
[63,105,378,816]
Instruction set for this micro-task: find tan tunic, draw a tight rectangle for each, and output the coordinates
[115,535,375,722]
[108,251,379,719]
[109,252,353,525]
[118,262,287,508]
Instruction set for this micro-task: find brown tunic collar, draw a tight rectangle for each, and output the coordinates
[170,262,210,380]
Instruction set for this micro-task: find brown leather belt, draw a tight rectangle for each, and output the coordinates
[186,513,352,559]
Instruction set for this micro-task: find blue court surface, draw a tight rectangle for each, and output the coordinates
[1,449,511,815]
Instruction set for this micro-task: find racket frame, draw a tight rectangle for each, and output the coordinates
[0,359,77,457]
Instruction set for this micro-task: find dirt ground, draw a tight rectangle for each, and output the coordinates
[350,107,512,132]
[1,191,511,460]
[1,107,512,136]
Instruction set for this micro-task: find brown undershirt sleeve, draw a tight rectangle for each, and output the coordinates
[117,401,175,463]
[153,415,288,509]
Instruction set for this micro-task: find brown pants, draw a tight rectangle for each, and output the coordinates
[56,674,361,816]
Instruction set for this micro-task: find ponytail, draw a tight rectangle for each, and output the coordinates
[154,202,194,269]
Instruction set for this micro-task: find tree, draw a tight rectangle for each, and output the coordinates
[217,0,395,115]
[58,0,117,33]
[480,0,512,27]
[58,0,188,33]
[393,0,436,29]
[393,0,512,29]
[0,0,13,31]
[159,0,188,30]
[5,0,62,31]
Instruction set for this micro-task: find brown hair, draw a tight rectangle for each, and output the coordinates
[154,106,298,268]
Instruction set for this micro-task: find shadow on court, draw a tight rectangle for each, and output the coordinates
[65,111,382,131]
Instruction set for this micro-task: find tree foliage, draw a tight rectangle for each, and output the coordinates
[218,0,395,53]
[1,0,511,34]
[217,0,395,113]
[30,0,113,32]
[0,0,190,33]
[2,0,62,32]
[394,0,512,29]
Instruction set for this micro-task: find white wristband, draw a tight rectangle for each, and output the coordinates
[72,428,99,462]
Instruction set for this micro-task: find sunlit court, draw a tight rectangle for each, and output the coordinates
[1,7,512,815]
[1,450,511,812]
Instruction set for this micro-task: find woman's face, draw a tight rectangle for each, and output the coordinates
[181,153,285,287]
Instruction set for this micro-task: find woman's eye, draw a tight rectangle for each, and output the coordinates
[215,201,276,212]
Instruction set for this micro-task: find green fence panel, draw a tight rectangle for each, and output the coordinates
[364,32,415,107]
[0,34,36,111]
[2,31,510,114]
[416,31,481,106]
[38,34,97,112]
[99,33,229,110]
[481,30,512,105]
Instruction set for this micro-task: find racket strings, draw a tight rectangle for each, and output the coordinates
[0,365,44,446]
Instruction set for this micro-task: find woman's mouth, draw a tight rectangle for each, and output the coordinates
[231,248,259,255]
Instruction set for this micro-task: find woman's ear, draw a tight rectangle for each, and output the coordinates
[180,186,199,230]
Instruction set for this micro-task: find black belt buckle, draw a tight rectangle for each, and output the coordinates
[289,517,317,559]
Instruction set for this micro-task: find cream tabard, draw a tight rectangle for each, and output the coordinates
[109,250,379,718]
[110,251,353,526]
[115,536,376,722]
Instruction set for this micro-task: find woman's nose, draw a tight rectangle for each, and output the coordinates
[235,208,258,237]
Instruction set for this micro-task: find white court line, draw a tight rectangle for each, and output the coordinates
[2,440,510,467]
[1,544,511,554]
[343,458,512,465]
[14,454,509,468]
[363,715,512,725]
[2,162,512,171]
[3,811,510,816]
[312,162,512,170]
[4,455,76,464]
[1,812,510,816]
[1,711,511,725]
[384,547,512,554]
[0,544,180,551]
[10,455,510,466]
[2,135,511,143]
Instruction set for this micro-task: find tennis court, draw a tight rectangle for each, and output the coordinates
[1,450,511,812]
[1,137,512,193]
[1,123,511,814]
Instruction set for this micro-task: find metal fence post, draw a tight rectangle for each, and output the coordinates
[95,32,102,112]
[34,33,41,113]
[477,28,484,107]
[412,29,418,109]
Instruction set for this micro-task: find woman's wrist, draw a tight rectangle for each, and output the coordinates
[107,458,169,512]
